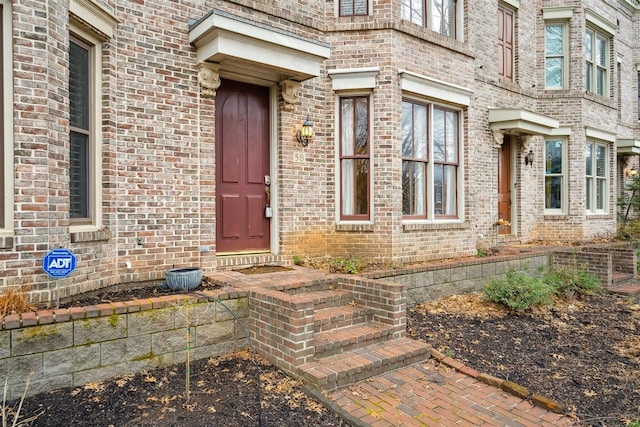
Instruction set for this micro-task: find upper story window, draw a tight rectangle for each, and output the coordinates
[402,99,460,220]
[584,28,609,97]
[401,0,460,39]
[498,4,514,80]
[544,140,566,212]
[339,96,370,221]
[637,70,639,120]
[545,23,568,89]
[0,0,13,234]
[339,0,368,16]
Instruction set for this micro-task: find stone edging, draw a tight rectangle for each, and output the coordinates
[429,348,566,414]
[0,289,247,330]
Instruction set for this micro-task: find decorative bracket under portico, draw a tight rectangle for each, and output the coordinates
[280,80,301,112]
[519,135,532,151]
[197,62,221,98]
[492,130,505,148]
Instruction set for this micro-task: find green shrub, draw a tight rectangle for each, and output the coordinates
[626,421,640,427]
[329,256,365,274]
[292,255,303,266]
[542,267,601,298]
[483,271,555,311]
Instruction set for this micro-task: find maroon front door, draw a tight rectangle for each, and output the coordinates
[215,80,270,253]
[497,137,512,235]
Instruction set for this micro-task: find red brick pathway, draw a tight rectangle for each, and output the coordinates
[328,359,573,426]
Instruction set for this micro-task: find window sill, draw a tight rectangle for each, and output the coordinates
[403,221,468,231]
[70,227,111,243]
[585,213,613,220]
[543,212,567,220]
[0,235,14,250]
[335,223,374,232]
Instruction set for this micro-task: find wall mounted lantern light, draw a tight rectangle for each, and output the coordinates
[296,115,313,147]
[524,149,534,166]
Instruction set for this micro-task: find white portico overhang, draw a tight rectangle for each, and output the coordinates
[488,108,560,137]
[617,139,640,155]
[188,10,330,83]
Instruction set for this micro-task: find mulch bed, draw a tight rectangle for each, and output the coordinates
[408,292,640,425]
[10,350,349,427]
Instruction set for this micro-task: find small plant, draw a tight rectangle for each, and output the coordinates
[0,287,35,318]
[483,271,555,311]
[477,249,487,257]
[328,256,365,274]
[292,255,303,266]
[626,421,640,427]
[543,267,601,298]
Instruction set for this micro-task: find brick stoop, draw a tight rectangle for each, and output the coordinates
[299,337,431,391]
[609,280,640,299]
[249,276,431,392]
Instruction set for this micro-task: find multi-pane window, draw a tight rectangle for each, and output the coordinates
[585,28,608,97]
[401,0,458,38]
[433,108,458,217]
[339,97,370,220]
[402,99,459,219]
[402,101,428,217]
[69,37,91,221]
[0,3,4,229]
[545,23,566,89]
[339,0,367,17]
[585,141,608,213]
[498,4,514,80]
[544,140,565,211]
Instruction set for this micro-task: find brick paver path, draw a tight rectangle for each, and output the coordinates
[329,360,573,426]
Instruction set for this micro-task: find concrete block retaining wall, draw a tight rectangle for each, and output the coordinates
[363,253,551,306]
[0,290,248,400]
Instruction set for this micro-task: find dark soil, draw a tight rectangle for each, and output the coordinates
[10,350,349,427]
[408,292,640,425]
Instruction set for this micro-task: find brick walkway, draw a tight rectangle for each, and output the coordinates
[324,359,573,426]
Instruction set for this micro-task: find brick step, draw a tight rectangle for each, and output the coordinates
[611,272,635,286]
[299,337,432,391]
[313,322,399,358]
[303,289,354,310]
[608,281,640,299]
[313,304,372,333]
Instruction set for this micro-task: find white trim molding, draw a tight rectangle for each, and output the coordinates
[328,67,379,91]
[399,70,473,107]
[189,10,330,82]
[585,126,616,143]
[585,9,616,35]
[542,6,574,20]
[617,139,640,155]
[69,0,119,41]
[501,0,520,10]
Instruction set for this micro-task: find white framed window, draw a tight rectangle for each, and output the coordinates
[585,141,609,213]
[402,98,461,220]
[584,27,609,97]
[545,22,568,89]
[401,0,462,40]
[0,0,13,235]
[69,24,103,230]
[544,139,566,213]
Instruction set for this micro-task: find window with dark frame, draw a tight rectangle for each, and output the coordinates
[402,100,429,218]
[69,37,91,221]
[339,96,370,220]
[401,100,459,220]
[339,0,368,17]
[432,107,458,217]
[498,4,514,80]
